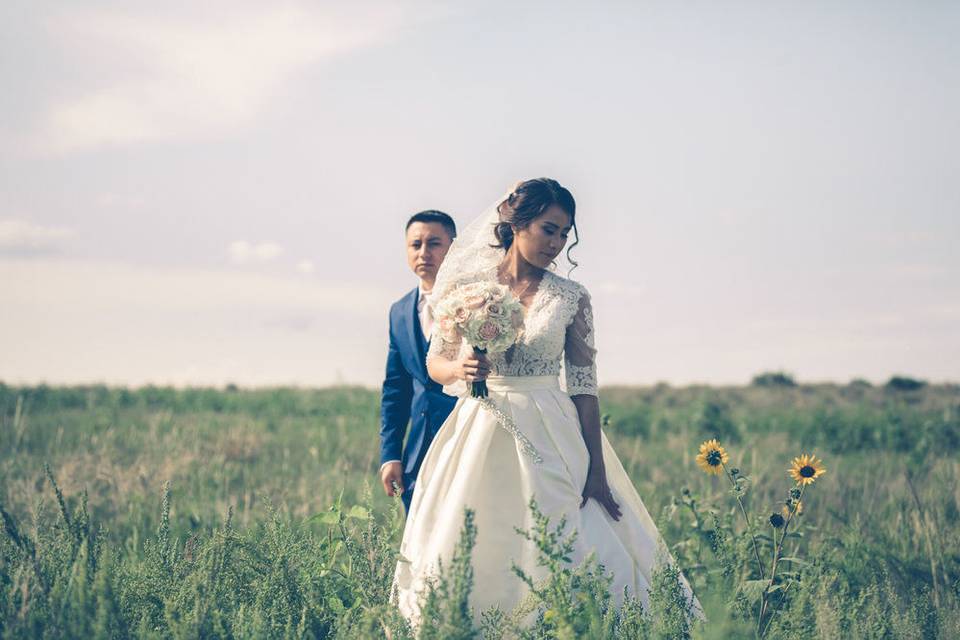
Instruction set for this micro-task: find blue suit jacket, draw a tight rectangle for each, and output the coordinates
[380,287,457,507]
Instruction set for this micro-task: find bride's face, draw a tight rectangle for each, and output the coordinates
[513,205,573,269]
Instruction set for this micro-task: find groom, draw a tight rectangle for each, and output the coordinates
[380,210,459,513]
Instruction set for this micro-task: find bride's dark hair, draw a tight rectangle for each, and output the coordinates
[493,177,580,271]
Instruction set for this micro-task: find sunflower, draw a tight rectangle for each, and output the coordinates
[696,439,729,475]
[788,454,826,486]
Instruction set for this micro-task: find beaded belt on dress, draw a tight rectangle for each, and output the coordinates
[469,375,558,464]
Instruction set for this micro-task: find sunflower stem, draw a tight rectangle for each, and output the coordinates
[757,483,806,637]
[759,580,794,638]
[724,467,765,581]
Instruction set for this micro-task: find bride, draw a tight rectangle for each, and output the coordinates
[392,178,703,626]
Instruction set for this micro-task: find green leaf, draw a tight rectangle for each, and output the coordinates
[345,505,370,520]
[739,579,772,603]
[307,511,341,525]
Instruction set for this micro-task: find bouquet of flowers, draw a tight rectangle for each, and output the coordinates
[433,280,525,397]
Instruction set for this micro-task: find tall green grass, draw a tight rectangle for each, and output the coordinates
[1,382,958,638]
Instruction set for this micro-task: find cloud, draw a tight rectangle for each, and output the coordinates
[0,257,387,314]
[229,241,284,263]
[1,256,958,387]
[0,257,395,387]
[0,218,73,251]
[297,259,315,274]
[34,4,408,154]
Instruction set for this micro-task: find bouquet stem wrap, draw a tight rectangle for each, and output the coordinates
[471,347,488,398]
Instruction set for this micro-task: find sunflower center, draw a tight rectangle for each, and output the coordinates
[706,450,723,466]
[800,465,815,478]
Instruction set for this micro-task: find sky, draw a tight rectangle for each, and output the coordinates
[1,0,958,388]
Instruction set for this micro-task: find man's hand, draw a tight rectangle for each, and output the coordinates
[380,461,404,497]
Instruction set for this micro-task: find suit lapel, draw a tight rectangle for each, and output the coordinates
[406,287,427,380]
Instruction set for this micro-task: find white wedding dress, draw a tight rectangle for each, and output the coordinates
[392,267,703,626]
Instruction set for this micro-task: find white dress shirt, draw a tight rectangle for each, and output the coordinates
[417,284,434,341]
[381,283,434,473]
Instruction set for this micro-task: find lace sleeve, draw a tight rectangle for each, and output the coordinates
[427,321,462,362]
[564,286,598,397]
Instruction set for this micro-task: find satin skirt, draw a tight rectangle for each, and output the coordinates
[392,375,703,625]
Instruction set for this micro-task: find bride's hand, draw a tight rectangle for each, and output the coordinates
[581,469,622,521]
[457,352,491,383]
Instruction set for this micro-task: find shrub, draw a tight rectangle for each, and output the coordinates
[751,372,798,388]
[886,376,927,392]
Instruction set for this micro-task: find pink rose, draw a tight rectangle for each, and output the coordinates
[478,321,501,341]
[464,294,487,310]
[486,302,503,316]
[453,307,470,323]
[439,317,457,337]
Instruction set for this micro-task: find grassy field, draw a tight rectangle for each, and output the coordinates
[1,379,958,638]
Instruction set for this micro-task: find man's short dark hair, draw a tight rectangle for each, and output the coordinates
[405,210,456,240]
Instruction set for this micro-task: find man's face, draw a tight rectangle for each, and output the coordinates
[406,221,454,285]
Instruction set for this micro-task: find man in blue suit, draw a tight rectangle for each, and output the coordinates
[380,210,458,513]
